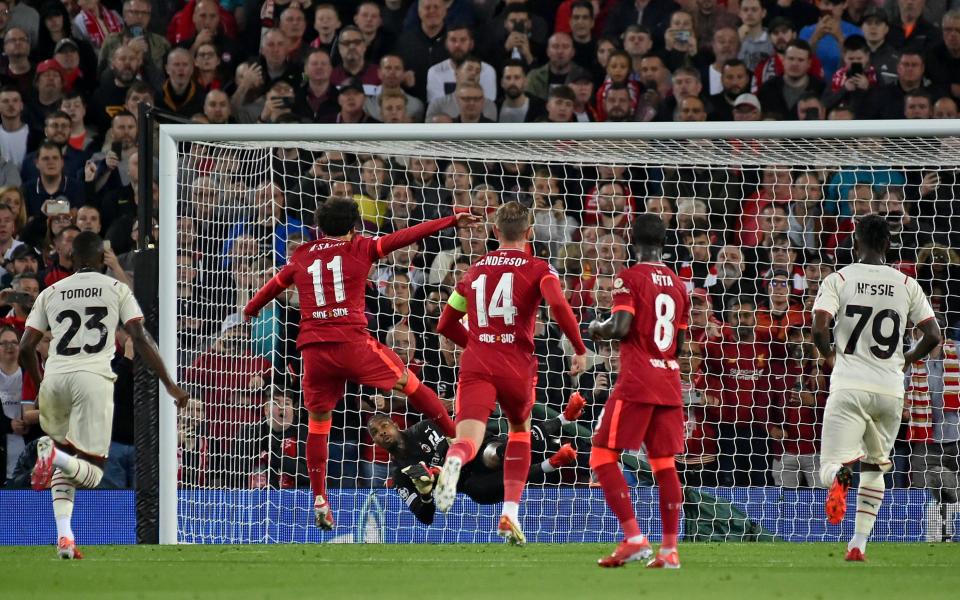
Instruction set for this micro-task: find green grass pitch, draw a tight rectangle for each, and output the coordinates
[3,543,959,599]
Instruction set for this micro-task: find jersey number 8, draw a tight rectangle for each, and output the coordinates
[654,293,676,351]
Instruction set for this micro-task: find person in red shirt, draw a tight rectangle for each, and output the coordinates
[244,197,478,531]
[433,201,587,545]
[587,213,690,570]
[701,296,778,487]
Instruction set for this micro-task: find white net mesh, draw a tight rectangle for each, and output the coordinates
[170,132,960,544]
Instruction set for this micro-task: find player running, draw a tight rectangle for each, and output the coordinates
[812,214,940,561]
[587,213,690,569]
[20,232,189,559]
[368,392,585,525]
[244,197,477,531]
[433,201,587,545]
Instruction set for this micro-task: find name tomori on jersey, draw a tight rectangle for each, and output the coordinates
[59,287,103,300]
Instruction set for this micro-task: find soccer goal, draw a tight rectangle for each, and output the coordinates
[158,121,960,544]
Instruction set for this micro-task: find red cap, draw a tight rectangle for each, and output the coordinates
[36,59,63,77]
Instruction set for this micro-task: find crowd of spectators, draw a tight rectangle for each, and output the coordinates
[0,1,958,511]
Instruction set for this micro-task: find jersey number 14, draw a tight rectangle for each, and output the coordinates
[471,273,516,328]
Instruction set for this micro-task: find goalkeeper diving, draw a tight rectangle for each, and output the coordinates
[368,393,586,525]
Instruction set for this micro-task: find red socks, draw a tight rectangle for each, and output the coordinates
[650,456,682,550]
[402,375,456,437]
[590,447,642,539]
[307,419,331,500]
[445,438,478,465]
[502,431,532,505]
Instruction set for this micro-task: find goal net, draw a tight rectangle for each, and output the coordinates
[160,122,960,544]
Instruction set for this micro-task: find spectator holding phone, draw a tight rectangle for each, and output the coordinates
[255,79,296,124]
[98,0,170,73]
[23,141,85,217]
[800,0,863,80]
[0,270,38,324]
[89,110,136,195]
[823,35,876,113]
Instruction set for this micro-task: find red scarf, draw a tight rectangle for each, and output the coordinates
[906,360,933,443]
[81,7,123,48]
[942,340,960,412]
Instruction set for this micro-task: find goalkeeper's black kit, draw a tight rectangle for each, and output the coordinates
[390,418,564,525]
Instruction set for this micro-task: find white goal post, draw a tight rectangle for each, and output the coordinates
[158,120,960,545]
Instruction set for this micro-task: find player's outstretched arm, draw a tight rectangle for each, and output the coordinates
[243,273,292,319]
[436,300,469,348]
[375,212,480,257]
[904,317,942,367]
[123,319,190,408]
[540,276,587,374]
[18,327,44,389]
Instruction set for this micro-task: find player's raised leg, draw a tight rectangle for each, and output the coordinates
[395,370,456,438]
[818,390,868,526]
[590,444,652,567]
[435,419,485,513]
[34,437,107,559]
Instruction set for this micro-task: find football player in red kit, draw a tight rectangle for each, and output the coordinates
[433,201,587,545]
[588,213,690,569]
[244,197,479,531]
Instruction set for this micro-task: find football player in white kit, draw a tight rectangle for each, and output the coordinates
[812,215,941,561]
[19,231,189,559]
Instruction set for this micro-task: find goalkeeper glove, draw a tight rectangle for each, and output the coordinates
[401,461,437,496]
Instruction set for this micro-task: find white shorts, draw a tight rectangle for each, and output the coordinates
[39,371,115,458]
[820,388,902,472]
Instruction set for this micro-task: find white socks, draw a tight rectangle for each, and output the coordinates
[819,462,841,489]
[541,459,556,473]
[502,501,519,522]
[627,534,648,545]
[51,469,75,541]
[52,447,104,488]
[850,470,885,553]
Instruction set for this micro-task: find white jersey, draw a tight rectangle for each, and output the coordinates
[25,271,143,380]
[813,263,935,398]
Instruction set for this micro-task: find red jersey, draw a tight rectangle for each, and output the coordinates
[455,249,557,377]
[276,235,381,346]
[701,333,774,425]
[609,262,690,406]
[256,216,458,347]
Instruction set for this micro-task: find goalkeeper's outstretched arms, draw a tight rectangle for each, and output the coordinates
[393,463,438,525]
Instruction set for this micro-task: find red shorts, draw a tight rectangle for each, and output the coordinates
[455,371,537,425]
[301,338,405,414]
[592,397,684,457]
